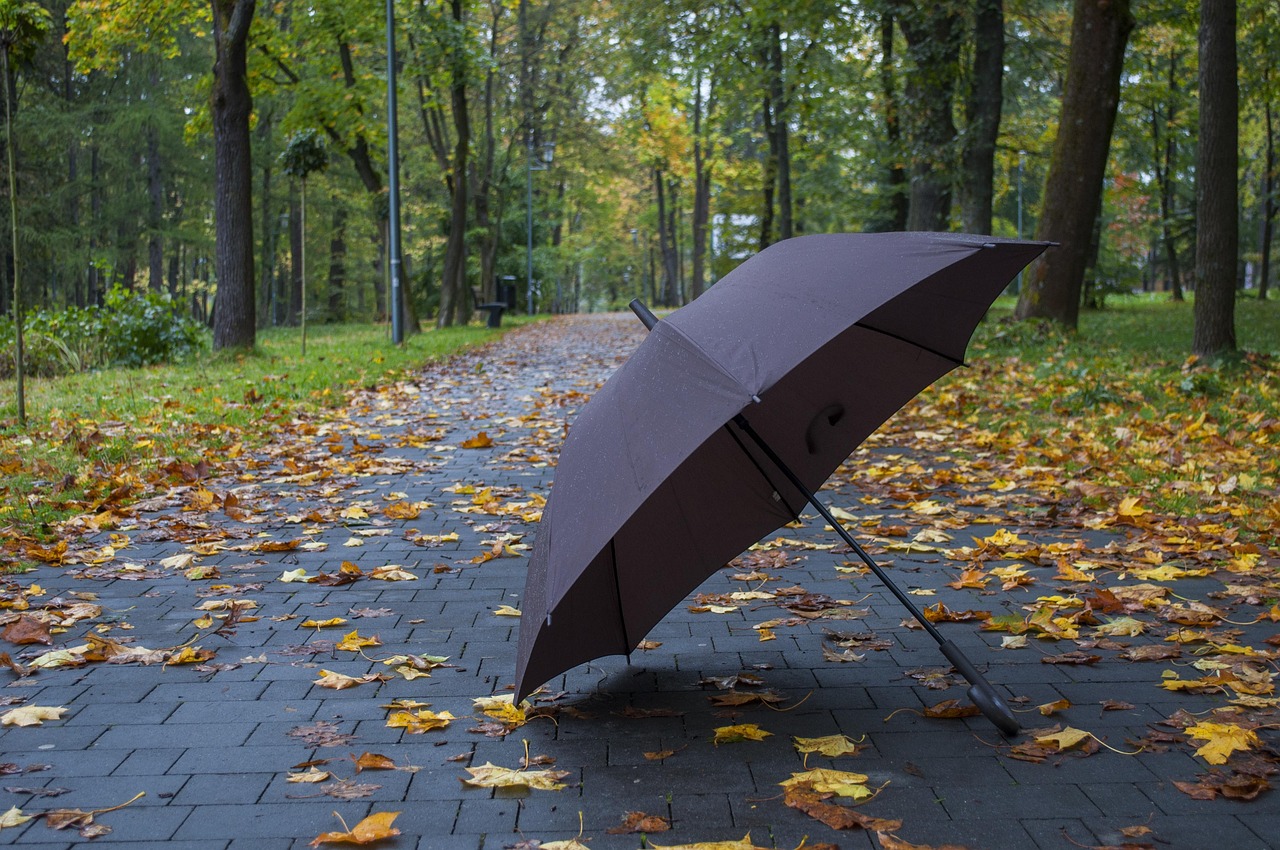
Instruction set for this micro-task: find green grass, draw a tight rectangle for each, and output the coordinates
[0,317,541,545]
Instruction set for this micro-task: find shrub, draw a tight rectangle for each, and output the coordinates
[0,287,207,378]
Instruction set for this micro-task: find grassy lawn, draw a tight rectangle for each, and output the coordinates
[1,296,1276,559]
[0,317,540,545]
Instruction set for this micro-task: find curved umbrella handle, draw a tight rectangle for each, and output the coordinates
[629,299,659,330]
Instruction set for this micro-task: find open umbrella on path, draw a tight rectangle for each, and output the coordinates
[514,231,1050,735]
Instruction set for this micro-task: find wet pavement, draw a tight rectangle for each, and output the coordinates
[1,314,1276,849]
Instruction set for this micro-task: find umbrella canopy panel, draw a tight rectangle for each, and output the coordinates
[515,233,1049,701]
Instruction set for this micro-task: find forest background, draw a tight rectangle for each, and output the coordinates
[0,0,1275,365]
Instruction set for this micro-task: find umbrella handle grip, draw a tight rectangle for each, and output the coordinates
[940,640,1020,737]
[629,299,659,330]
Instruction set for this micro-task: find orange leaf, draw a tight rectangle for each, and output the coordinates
[310,811,401,846]
[460,432,494,449]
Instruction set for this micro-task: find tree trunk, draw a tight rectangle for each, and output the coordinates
[288,182,302,325]
[960,0,1003,236]
[328,206,347,321]
[766,22,792,241]
[691,73,712,301]
[877,12,908,232]
[894,1,963,232]
[436,0,469,328]
[1259,95,1275,301]
[759,95,776,250]
[210,0,257,351]
[257,109,278,325]
[1153,51,1184,300]
[1192,0,1237,356]
[1015,0,1133,328]
[146,78,164,292]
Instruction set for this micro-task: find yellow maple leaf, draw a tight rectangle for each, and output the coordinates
[1186,722,1260,765]
[0,805,31,828]
[473,695,527,726]
[713,723,772,745]
[779,768,872,800]
[0,705,67,727]
[1034,727,1094,751]
[310,811,401,846]
[493,605,522,617]
[462,763,569,791]
[302,617,348,629]
[315,670,384,690]
[792,734,863,760]
[279,568,313,583]
[369,565,417,581]
[336,630,382,652]
[387,709,455,733]
[460,432,495,449]
[649,835,770,850]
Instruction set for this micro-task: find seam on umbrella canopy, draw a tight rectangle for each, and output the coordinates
[663,234,987,396]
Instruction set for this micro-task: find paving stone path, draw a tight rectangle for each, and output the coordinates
[1,314,1276,849]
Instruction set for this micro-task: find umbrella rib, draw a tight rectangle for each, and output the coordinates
[853,321,965,367]
[610,537,632,659]
[721,422,804,520]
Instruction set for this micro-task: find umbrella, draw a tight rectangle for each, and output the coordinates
[514,232,1049,735]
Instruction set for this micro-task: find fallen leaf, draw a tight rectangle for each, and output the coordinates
[783,783,900,831]
[0,706,67,727]
[780,768,873,800]
[648,835,771,850]
[287,767,333,784]
[1,616,51,646]
[793,734,864,759]
[310,811,401,846]
[493,605,522,617]
[712,723,772,745]
[0,806,30,828]
[461,763,569,791]
[875,833,975,850]
[607,811,672,834]
[1037,698,1071,716]
[1186,722,1260,765]
[460,432,494,448]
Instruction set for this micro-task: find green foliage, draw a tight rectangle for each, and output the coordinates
[0,287,207,377]
[279,129,329,180]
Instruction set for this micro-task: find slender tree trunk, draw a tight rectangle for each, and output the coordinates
[759,95,776,250]
[328,206,346,321]
[436,0,469,328]
[257,110,277,325]
[766,23,792,241]
[878,12,908,231]
[1259,96,1275,301]
[3,47,24,425]
[1015,0,1133,328]
[1153,51,1184,300]
[691,72,712,301]
[210,0,257,350]
[288,182,301,325]
[146,67,164,292]
[1192,0,1237,356]
[960,0,1003,236]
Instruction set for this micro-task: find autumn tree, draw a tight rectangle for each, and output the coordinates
[1192,0,1237,356]
[1015,0,1134,328]
[959,0,1003,235]
[0,0,51,426]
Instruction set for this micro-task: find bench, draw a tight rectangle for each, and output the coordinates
[471,287,507,328]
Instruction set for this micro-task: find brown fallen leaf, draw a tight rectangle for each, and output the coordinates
[648,835,771,850]
[875,832,975,850]
[310,811,401,846]
[606,811,672,834]
[1,616,51,646]
[783,783,900,832]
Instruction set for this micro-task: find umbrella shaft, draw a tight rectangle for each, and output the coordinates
[729,414,949,647]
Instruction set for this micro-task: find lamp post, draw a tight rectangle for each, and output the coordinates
[526,138,554,315]
[386,0,404,343]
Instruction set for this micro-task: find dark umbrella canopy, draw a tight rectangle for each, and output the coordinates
[515,232,1049,702]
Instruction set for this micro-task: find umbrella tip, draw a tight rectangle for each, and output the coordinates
[629,299,659,331]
